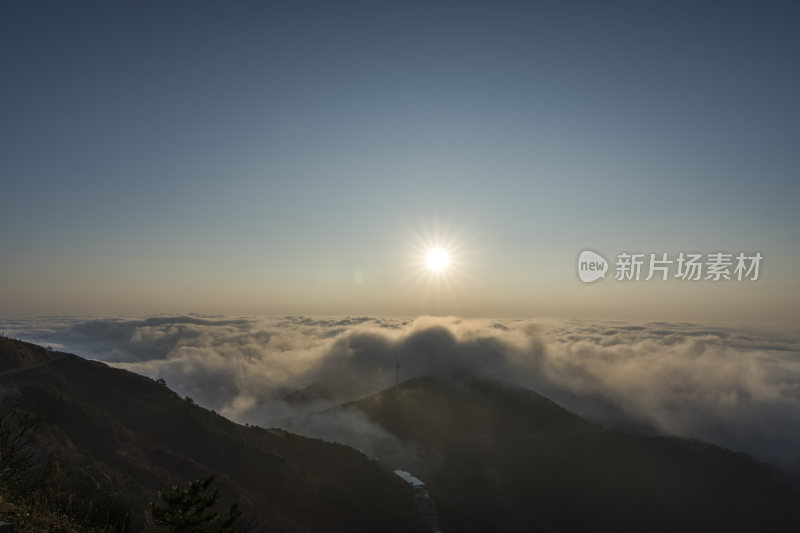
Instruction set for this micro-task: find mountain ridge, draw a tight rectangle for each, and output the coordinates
[340,372,800,532]
[0,336,425,532]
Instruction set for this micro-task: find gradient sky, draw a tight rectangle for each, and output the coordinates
[1,1,799,324]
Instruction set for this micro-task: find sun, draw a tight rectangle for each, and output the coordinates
[426,249,449,271]
[395,216,474,312]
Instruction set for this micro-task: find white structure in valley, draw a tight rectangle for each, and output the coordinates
[393,470,440,532]
[394,470,425,487]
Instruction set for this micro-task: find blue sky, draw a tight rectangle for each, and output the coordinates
[1,1,798,323]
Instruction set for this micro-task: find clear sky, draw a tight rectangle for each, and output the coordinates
[1,1,799,324]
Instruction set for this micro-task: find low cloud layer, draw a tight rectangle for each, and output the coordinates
[2,315,799,468]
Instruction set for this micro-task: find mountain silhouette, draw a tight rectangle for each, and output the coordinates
[342,373,800,532]
[0,336,425,532]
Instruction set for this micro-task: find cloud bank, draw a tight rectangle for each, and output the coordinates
[2,315,799,468]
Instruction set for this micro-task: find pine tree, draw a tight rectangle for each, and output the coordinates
[150,475,241,532]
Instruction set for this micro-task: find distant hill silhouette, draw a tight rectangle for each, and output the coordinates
[342,373,800,533]
[0,336,425,532]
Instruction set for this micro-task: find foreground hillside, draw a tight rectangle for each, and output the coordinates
[0,336,425,532]
[344,373,800,533]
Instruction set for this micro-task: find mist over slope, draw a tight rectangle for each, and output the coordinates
[3,315,800,469]
[343,373,800,533]
[0,336,425,532]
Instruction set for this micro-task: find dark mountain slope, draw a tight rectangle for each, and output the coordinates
[0,337,425,532]
[344,373,800,533]
[0,336,58,371]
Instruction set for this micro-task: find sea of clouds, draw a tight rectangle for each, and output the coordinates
[2,315,799,469]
